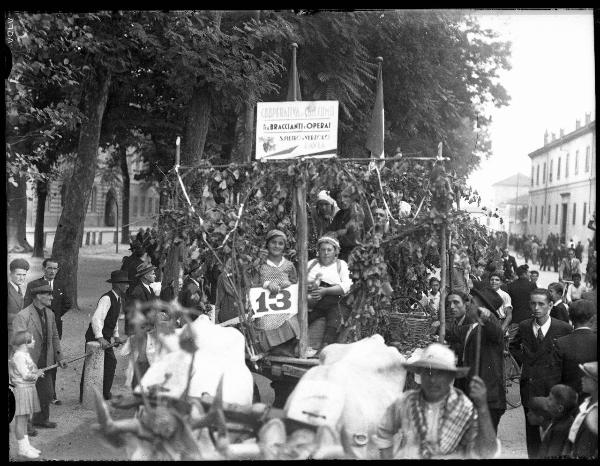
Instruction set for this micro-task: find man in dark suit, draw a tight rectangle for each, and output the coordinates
[548,282,570,323]
[506,265,536,325]
[556,300,597,399]
[24,258,74,405]
[178,259,208,322]
[125,263,158,388]
[468,259,487,290]
[12,285,67,428]
[512,288,572,458]
[501,248,518,282]
[449,287,506,432]
[120,239,146,283]
[8,258,30,347]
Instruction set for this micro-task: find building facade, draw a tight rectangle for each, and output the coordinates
[25,148,160,248]
[527,114,596,246]
[490,173,531,235]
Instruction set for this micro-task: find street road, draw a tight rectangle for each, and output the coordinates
[9,244,568,459]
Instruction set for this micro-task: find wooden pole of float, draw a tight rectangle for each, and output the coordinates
[439,222,447,343]
[290,42,308,359]
[174,136,181,209]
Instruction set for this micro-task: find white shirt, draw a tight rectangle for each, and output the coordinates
[553,298,568,310]
[427,291,440,313]
[307,258,352,294]
[566,283,587,303]
[47,278,54,290]
[10,281,20,293]
[495,289,512,319]
[92,290,121,339]
[532,316,552,338]
[568,397,598,443]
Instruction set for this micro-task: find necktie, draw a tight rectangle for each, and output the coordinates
[537,327,544,344]
[17,287,22,296]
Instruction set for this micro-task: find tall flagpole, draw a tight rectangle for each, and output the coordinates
[289,43,308,358]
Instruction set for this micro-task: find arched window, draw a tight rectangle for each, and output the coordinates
[60,183,68,208]
[88,186,97,213]
[104,189,117,227]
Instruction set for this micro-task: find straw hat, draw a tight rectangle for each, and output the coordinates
[579,362,598,381]
[135,263,157,278]
[402,343,469,377]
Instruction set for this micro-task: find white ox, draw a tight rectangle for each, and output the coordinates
[136,314,254,406]
[281,334,407,459]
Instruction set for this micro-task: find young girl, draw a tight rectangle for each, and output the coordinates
[252,229,299,355]
[9,331,43,459]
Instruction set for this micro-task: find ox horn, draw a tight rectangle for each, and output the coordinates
[93,388,146,447]
[190,374,228,437]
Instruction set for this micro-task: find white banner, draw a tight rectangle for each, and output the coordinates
[255,101,339,160]
[248,284,298,318]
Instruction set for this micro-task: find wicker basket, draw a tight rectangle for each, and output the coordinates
[388,312,432,346]
[404,316,431,346]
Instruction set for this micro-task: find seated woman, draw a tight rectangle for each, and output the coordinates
[307,236,353,354]
[251,229,299,356]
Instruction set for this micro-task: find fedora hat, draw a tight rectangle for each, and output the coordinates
[402,343,470,378]
[107,270,130,284]
[135,263,156,278]
[579,362,598,381]
[470,287,503,315]
[30,284,53,295]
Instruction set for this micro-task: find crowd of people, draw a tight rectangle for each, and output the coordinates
[509,232,596,286]
[435,240,597,459]
[7,188,597,459]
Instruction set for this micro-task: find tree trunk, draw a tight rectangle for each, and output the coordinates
[119,144,130,244]
[51,67,111,307]
[7,173,33,253]
[181,85,212,165]
[181,11,222,166]
[33,180,48,257]
[231,97,256,163]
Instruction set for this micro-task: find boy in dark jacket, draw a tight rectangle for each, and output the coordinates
[538,384,578,458]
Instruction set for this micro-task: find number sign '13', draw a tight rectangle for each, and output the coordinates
[249,284,299,318]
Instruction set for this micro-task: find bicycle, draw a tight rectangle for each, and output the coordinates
[503,328,521,409]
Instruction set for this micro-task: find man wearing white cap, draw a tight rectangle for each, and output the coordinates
[565,362,598,458]
[374,343,499,459]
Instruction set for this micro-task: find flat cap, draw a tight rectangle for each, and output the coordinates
[30,284,53,295]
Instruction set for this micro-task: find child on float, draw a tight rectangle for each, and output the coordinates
[251,229,299,356]
[9,331,44,459]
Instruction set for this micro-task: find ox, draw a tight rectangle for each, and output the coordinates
[276,333,407,459]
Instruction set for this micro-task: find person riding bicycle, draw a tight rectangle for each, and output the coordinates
[559,248,581,283]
